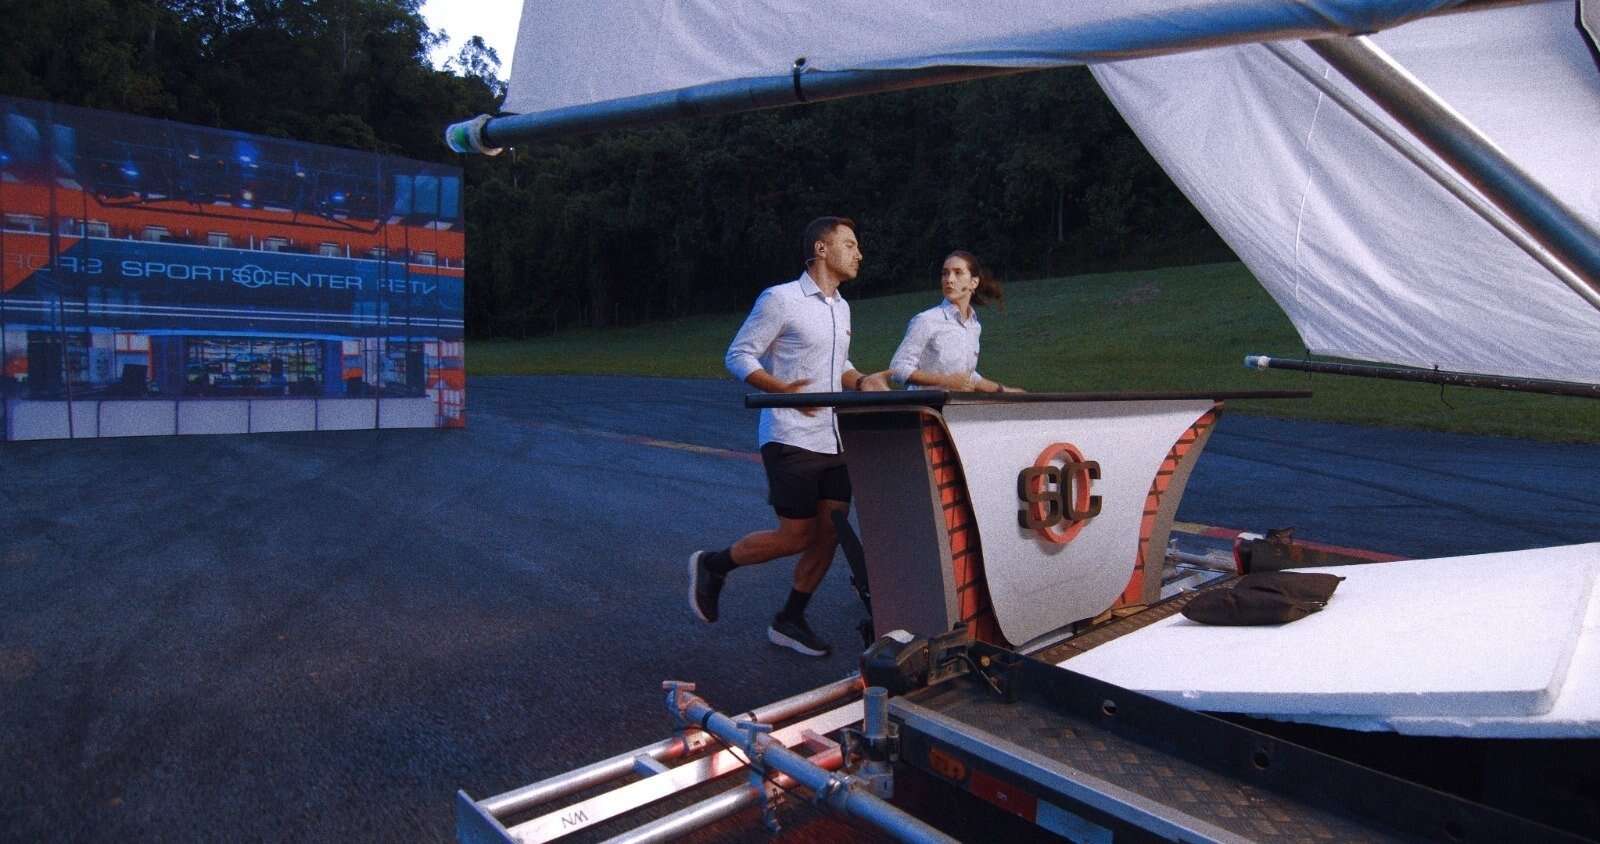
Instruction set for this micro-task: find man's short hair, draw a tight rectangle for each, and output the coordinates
[801,216,856,264]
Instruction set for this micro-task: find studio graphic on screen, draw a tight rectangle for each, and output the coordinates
[0,96,465,440]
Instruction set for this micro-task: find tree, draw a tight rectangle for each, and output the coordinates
[446,36,506,101]
[0,2,1229,338]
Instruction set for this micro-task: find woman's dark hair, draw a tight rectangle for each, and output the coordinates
[946,249,1004,309]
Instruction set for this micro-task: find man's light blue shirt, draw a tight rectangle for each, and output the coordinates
[725,271,855,454]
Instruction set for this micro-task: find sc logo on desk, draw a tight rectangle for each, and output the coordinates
[1018,442,1101,544]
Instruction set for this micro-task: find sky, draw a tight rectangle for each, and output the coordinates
[419,1,522,78]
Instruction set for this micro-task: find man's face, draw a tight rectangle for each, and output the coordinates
[817,226,862,282]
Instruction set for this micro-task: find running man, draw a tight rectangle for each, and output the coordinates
[689,216,888,656]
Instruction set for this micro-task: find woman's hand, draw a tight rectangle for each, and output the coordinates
[856,371,892,392]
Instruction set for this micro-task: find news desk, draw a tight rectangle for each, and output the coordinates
[747,390,1308,648]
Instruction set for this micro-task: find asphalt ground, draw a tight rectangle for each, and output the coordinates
[3,375,1598,841]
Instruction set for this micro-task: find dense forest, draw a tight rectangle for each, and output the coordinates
[0,0,1230,337]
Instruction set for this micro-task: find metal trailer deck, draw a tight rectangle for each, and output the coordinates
[881,578,1597,844]
[457,576,1600,843]
[891,642,1590,843]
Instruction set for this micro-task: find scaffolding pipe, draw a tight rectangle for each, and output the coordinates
[1166,546,1238,573]
[599,747,845,844]
[479,674,860,818]
[443,2,1536,156]
[1305,35,1600,312]
[862,687,889,742]
[667,683,957,844]
[445,65,1026,154]
[1262,43,1600,312]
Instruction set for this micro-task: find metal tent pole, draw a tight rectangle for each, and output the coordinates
[1262,43,1600,312]
[443,2,1534,155]
[446,64,1025,154]
[1244,354,1600,398]
[1305,35,1600,311]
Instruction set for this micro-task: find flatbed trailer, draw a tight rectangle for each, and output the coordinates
[457,581,1599,843]
[459,389,1599,842]
[445,2,1600,838]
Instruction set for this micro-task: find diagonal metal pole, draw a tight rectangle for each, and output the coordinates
[1263,43,1600,312]
[444,2,1537,156]
[1304,35,1600,313]
[446,64,1025,154]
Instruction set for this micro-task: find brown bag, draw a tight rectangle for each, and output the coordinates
[1182,571,1345,626]
[1235,571,1345,604]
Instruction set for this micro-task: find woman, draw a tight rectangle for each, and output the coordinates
[887,250,1013,392]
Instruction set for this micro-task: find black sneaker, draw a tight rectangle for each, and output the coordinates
[688,551,724,623]
[767,615,832,657]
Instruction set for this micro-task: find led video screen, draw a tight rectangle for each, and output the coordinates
[0,96,465,440]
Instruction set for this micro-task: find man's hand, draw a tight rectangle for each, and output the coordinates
[778,377,819,415]
[857,371,892,392]
[972,376,1019,393]
[746,371,820,414]
[971,377,1021,392]
[943,372,977,391]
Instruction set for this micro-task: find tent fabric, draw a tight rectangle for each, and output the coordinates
[505,1,1464,115]
[1092,0,1600,383]
[503,0,1599,383]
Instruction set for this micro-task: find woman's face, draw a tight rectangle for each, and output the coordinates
[941,256,978,306]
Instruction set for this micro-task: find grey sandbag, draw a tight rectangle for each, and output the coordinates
[1182,571,1346,626]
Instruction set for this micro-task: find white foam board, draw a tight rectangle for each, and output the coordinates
[1270,571,1600,738]
[1060,546,1599,718]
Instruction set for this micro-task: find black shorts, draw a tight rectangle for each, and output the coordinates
[760,442,851,519]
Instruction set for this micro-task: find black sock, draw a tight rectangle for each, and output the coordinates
[778,588,812,621]
[704,548,736,577]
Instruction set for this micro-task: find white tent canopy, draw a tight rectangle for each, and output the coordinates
[505,1,1467,115]
[502,0,1600,384]
[1093,2,1600,383]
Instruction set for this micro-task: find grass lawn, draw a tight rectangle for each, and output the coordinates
[468,262,1600,443]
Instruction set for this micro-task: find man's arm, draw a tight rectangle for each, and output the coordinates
[745,369,811,395]
[725,288,782,383]
[743,368,819,415]
[724,290,825,411]
[968,373,1011,392]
